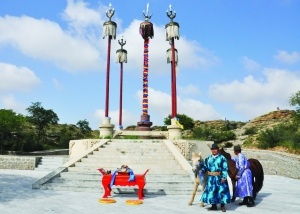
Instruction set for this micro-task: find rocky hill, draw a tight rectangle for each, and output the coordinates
[227,109,294,148]
[241,109,294,130]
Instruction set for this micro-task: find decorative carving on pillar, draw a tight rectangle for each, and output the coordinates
[173,140,195,159]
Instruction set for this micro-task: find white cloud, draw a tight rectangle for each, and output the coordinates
[0,1,217,75]
[137,87,220,124]
[0,15,102,72]
[0,95,26,113]
[117,20,219,75]
[62,0,103,39]
[178,84,201,96]
[0,62,41,92]
[95,86,221,128]
[241,56,261,71]
[63,0,101,27]
[274,50,300,64]
[209,68,300,118]
[94,108,137,129]
[177,97,221,121]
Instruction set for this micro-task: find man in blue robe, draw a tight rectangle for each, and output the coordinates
[232,145,255,207]
[200,144,231,212]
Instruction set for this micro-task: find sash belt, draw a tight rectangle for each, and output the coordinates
[208,171,221,176]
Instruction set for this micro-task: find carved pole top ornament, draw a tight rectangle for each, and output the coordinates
[118,35,126,49]
[166,4,176,22]
[143,3,152,22]
[106,3,115,21]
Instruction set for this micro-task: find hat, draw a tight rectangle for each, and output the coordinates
[233,145,242,151]
[211,144,219,150]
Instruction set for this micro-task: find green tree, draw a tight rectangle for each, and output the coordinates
[164,114,195,130]
[289,90,300,124]
[192,126,236,143]
[26,102,59,143]
[0,109,25,154]
[77,119,92,135]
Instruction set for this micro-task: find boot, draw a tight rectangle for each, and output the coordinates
[220,204,226,212]
[209,204,217,210]
[239,197,248,205]
[247,197,255,207]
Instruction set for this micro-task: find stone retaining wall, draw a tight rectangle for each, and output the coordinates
[224,148,300,180]
[0,156,41,170]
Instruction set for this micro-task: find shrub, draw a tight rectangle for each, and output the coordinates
[244,127,257,135]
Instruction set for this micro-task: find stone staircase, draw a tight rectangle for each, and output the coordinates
[35,156,69,171]
[35,139,197,196]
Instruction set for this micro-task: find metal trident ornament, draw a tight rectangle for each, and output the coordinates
[118,35,126,49]
[143,3,152,22]
[106,3,115,21]
[166,4,176,22]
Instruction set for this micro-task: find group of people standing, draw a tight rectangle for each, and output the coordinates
[198,144,255,212]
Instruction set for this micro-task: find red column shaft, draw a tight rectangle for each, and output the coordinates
[119,62,123,127]
[171,38,177,118]
[105,35,112,117]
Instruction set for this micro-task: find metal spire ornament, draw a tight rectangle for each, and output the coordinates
[116,36,127,130]
[166,4,180,120]
[137,3,153,131]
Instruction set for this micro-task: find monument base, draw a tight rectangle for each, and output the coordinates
[167,118,182,140]
[137,114,152,131]
[99,117,115,138]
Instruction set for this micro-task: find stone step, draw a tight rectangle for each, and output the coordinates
[59,172,192,182]
[81,157,176,162]
[68,165,183,171]
[40,184,198,195]
[86,154,174,159]
[36,140,195,196]
[104,141,164,145]
[35,156,69,171]
[48,178,194,187]
[101,143,166,148]
[73,162,180,168]
[92,150,172,155]
[66,167,187,175]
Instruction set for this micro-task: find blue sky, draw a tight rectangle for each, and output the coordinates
[0,0,300,130]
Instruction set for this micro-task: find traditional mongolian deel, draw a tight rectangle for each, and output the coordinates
[200,154,231,205]
[232,153,253,198]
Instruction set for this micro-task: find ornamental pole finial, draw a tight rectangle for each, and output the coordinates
[118,35,126,49]
[143,3,152,22]
[166,4,176,22]
[106,3,115,21]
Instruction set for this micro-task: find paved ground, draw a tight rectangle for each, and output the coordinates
[0,169,299,214]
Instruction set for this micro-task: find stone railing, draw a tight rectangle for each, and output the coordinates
[0,155,41,170]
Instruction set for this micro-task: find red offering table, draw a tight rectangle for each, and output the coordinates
[98,168,149,200]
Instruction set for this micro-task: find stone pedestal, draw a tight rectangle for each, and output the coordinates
[99,117,115,138]
[167,118,182,140]
[137,114,152,131]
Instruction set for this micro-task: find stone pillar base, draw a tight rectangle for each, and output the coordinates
[137,114,152,131]
[99,117,115,138]
[167,118,182,140]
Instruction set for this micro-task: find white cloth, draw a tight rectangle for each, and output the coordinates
[166,24,179,40]
[166,48,178,64]
[103,23,116,39]
[116,51,127,63]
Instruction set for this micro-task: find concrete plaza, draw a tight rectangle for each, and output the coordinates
[0,169,299,214]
